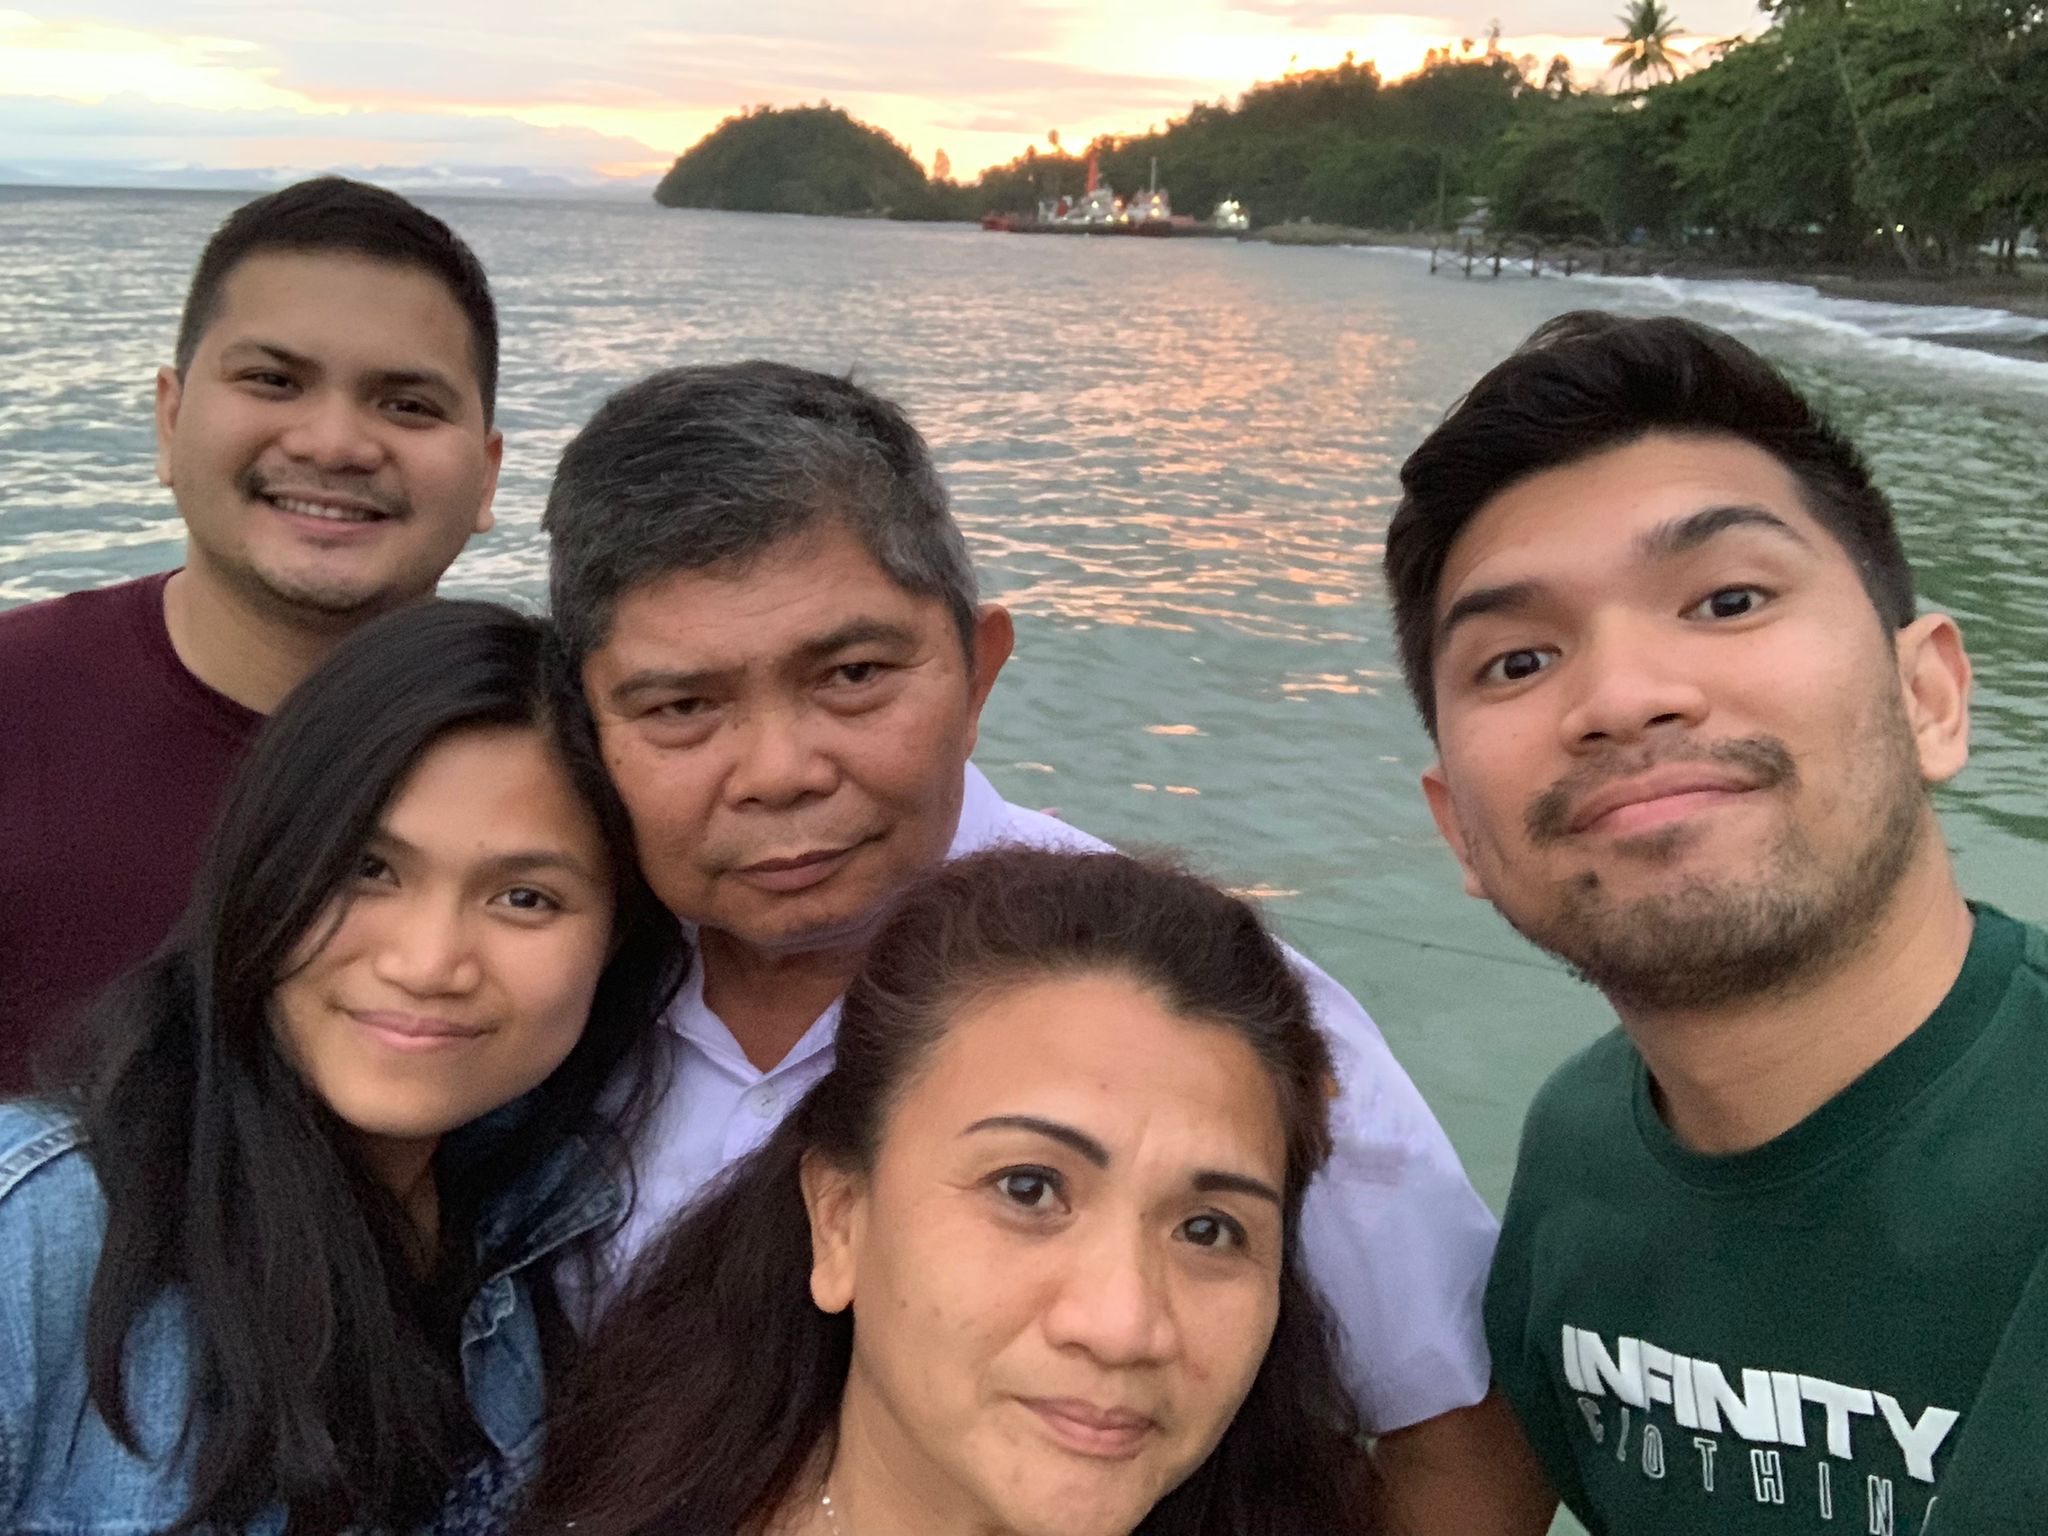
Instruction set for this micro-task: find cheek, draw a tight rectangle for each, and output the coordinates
[492,925,611,1058]
[411,445,495,515]
[843,712,973,847]
[603,739,716,852]
[516,933,610,1040]
[1190,1281,1280,1406]
[856,1193,1036,1388]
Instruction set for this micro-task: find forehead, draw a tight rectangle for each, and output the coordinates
[1436,431,1842,617]
[894,971,1286,1167]
[199,250,478,382]
[383,726,597,847]
[596,522,949,665]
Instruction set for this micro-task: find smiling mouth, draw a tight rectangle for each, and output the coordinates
[348,1009,489,1051]
[1526,739,1797,846]
[1575,784,1756,838]
[1018,1398,1159,1461]
[730,843,868,893]
[261,490,395,524]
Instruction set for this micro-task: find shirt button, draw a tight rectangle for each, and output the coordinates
[745,1084,781,1119]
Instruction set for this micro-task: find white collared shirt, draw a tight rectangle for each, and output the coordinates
[606,763,1499,1433]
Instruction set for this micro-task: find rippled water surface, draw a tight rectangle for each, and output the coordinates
[4,187,2044,1211]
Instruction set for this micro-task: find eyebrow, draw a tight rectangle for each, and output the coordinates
[966,1115,1109,1166]
[367,830,597,885]
[964,1115,1282,1205]
[220,340,461,401]
[793,618,919,665]
[1435,504,1815,650]
[1635,504,1814,562]
[1194,1170,1284,1207]
[606,618,921,706]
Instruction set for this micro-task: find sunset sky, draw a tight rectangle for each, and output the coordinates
[2,0,1762,190]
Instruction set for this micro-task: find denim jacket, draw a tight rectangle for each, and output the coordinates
[0,1099,622,1535]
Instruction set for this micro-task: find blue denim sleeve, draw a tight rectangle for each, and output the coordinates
[0,1103,106,1516]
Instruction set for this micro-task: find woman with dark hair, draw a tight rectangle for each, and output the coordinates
[0,600,685,1533]
[524,846,1377,1536]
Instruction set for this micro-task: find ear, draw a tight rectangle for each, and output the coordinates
[474,427,504,535]
[800,1151,864,1315]
[962,603,1015,755]
[1895,612,1971,784]
[154,367,184,489]
[1421,761,1487,899]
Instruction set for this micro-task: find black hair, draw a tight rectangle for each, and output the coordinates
[173,176,500,424]
[1386,310,1915,736]
[73,600,683,1533]
[522,847,1374,1536]
[543,361,978,666]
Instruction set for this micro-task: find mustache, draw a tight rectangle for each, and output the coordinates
[240,466,407,519]
[1524,737,1798,845]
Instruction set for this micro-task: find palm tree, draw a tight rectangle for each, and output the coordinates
[1606,0,1688,86]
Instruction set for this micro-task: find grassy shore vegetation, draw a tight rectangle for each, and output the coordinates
[654,0,2046,276]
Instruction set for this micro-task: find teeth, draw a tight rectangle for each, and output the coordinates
[271,495,380,522]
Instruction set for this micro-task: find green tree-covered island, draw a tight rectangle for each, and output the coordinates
[653,0,2046,283]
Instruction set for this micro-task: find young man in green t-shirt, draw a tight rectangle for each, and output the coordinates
[1384,311,2048,1536]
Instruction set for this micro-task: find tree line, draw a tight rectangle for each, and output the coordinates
[654,1,2046,273]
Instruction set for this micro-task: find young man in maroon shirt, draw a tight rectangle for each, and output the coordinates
[0,178,503,1092]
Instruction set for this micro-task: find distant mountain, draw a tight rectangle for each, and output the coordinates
[654,104,936,217]
[0,161,658,200]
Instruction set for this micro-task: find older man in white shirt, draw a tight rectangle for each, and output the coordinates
[544,360,1554,1533]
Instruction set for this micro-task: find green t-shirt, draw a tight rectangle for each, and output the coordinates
[1486,905,2048,1536]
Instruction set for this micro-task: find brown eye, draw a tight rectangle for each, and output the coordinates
[496,886,560,913]
[1480,647,1556,685]
[1691,586,1768,620]
[995,1168,1064,1211]
[1178,1213,1247,1249]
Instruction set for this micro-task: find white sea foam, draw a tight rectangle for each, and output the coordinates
[1348,244,2048,391]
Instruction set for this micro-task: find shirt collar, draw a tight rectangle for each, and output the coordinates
[949,761,1006,858]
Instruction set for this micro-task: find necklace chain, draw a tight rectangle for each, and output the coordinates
[819,1484,846,1536]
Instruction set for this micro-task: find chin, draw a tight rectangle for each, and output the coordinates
[988,1499,1147,1536]
[738,894,896,955]
[991,1463,1167,1536]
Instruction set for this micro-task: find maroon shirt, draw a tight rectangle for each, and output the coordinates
[0,572,261,1093]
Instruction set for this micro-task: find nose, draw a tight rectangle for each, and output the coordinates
[367,896,482,998]
[278,390,387,475]
[1039,1221,1180,1368]
[1556,613,1711,752]
[724,702,840,811]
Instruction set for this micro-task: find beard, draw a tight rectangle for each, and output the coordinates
[1485,692,1930,1014]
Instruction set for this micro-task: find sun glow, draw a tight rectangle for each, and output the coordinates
[0,10,336,115]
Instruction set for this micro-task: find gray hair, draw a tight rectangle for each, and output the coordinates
[543,362,979,664]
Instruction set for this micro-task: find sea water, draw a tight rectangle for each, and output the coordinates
[3,187,2044,1221]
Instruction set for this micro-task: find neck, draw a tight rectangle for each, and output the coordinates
[700,928,870,1072]
[1623,843,1976,1155]
[357,1134,442,1266]
[162,559,359,714]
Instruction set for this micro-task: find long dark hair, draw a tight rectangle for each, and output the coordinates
[523,846,1375,1536]
[71,600,684,1534]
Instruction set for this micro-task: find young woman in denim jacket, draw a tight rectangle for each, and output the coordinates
[0,600,683,1535]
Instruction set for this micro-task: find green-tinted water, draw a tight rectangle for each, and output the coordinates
[4,187,2043,1230]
